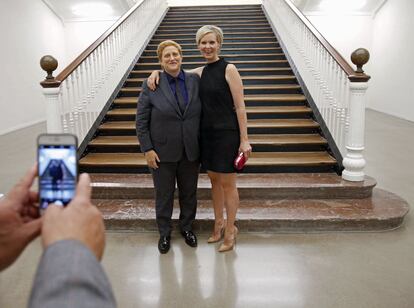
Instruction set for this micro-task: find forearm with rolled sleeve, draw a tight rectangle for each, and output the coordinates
[28,240,116,308]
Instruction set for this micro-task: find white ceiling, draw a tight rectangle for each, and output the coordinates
[43,0,388,23]
[42,0,138,22]
[291,0,388,15]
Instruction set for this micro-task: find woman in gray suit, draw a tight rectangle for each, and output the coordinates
[136,40,202,254]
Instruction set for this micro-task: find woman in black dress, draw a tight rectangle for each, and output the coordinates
[148,25,251,252]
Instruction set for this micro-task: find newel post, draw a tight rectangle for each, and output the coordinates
[342,48,371,182]
[40,55,62,133]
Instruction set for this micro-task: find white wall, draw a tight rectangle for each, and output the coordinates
[63,20,117,65]
[0,0,65,135]
[0,1,119,135]
[306,14,373,70]
[369,0,414,121]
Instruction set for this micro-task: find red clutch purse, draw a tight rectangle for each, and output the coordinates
[234,152,246,170]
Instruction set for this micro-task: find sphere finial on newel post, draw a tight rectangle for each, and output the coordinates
[40,55,61,88]
[349,48,371,82]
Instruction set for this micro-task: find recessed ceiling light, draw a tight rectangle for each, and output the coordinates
[72,2,114,18]
[319,0,367,11]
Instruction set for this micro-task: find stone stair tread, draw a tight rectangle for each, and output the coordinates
[80,151,335,167]
[89,133,325,147]
[130,68,291,75]
[90,172,376,200]
[114,94,305,105]
[158,23,271,29]
[151,36,273,42]
[247,119,319,128]
[140,53,285,59]
[153,32,274,37]
[120,84,300,92]
[137,60,286,66]
[245,94,306,101]
[99,119,319,130]
[95,188,409,232]
[127,75,295,83]
[147,42,278,47]
[90,172,376,190]
[248,133,326,144]
[107,106,311,116]
[89,136,139,146]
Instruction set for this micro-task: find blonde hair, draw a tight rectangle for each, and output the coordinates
[156,40,182,61]
[195,25,224,46]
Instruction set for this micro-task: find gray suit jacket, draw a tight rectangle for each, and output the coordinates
[28,240,116,308]
[136,71,202,162]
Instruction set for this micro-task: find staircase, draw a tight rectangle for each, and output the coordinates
[76,5,409,232]
[79,4,338,174]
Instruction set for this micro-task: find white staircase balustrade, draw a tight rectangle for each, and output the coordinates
[263,0,371,181]
[40,0,168,144]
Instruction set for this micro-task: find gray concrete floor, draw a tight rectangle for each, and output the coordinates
[0,109,413,308]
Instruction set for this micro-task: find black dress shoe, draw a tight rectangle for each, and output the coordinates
[181,231,197,247]
[158,236,171,254]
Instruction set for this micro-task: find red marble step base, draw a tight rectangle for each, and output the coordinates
[90,173,376,200]
[95,188,409,232]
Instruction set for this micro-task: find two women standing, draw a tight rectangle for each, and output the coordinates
[142,25,251,253]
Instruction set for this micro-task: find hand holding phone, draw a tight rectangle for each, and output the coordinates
[37,134,78,213]
[42,173,105,261]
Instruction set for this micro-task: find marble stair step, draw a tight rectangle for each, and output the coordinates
[126,75,295,84]
[80,152,336,170]
[90,173,376,200]
[119,84,301,94]
[113,94,305,106]
[95,188,409,232]
[97,119,319,132]
[146,41,279,48]
[157,23,270,30]
[152,32,274,38]
[106,106,310,117]
[128,67,291,78]
[89,134,326,148]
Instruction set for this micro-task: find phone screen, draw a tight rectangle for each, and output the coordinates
[38,144,77,211]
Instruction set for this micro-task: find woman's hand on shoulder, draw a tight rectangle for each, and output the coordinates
[147,70,161,91]
[188,66,203,77]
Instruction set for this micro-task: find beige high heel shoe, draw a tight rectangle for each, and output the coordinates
[207,220,225,243]
[218,226,238,252]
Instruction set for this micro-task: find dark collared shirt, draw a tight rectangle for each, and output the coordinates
[165,70,189,105]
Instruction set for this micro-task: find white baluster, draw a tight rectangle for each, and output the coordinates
[43,87,62,133]
[342,81,369,181]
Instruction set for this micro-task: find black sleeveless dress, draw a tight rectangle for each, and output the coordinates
[199,58,240,173]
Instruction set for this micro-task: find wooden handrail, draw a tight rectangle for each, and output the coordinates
[284,0,370,82]
[53,0,146,85]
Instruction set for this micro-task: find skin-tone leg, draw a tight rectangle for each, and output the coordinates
[207,171,225,243]
[218,173,239,252]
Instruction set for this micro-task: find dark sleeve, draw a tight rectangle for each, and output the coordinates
[136,81,153,152]
[28,240,116,308]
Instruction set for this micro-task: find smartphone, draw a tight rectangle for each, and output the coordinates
[37,134,78,213]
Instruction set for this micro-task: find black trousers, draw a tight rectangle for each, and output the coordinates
[151,154,199,237]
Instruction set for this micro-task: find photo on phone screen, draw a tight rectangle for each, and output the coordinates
[38,135,77,211]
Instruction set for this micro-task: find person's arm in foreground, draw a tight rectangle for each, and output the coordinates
[0,165,41,271]
[226,64,252,158]
[28,173,116,308]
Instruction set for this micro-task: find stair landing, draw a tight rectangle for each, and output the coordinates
[96,189,409,233]
[90,173,410,232]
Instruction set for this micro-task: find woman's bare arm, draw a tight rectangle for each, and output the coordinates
[225,64,252,158]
